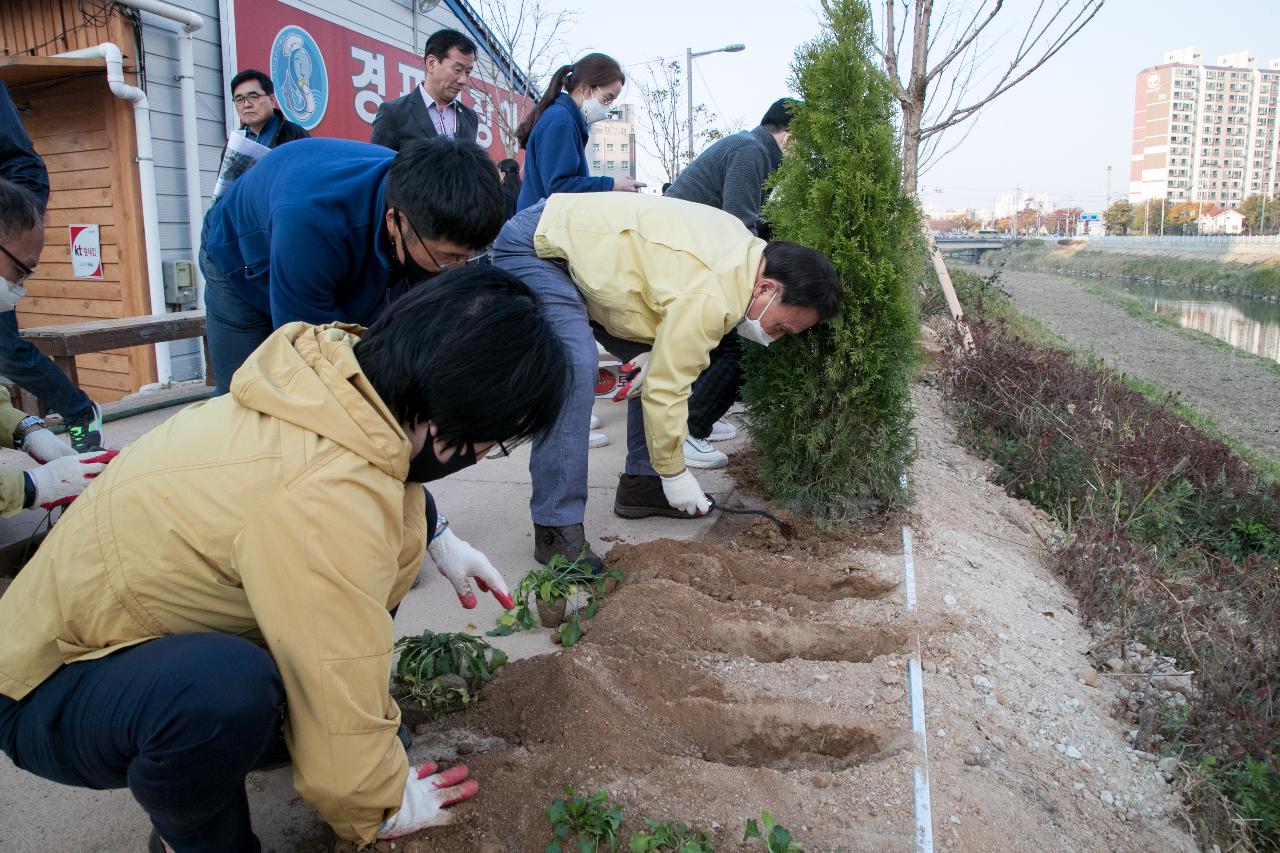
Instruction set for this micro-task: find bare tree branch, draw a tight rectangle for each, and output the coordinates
[924,0,1003,85]
[472,0,578,157]
[634,60,717,182]
[920,0,1102,139]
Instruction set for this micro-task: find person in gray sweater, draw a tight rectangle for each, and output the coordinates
[661,98,794,470]
[665,98,793,237]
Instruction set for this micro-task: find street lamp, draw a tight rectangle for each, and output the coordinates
[686,43,745,165]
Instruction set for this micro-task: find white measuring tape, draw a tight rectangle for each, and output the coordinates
[901,480,934,852]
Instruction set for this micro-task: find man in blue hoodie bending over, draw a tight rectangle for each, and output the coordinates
[200,137,505,396]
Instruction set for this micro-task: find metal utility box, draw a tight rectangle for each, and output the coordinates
[163,260,197,308]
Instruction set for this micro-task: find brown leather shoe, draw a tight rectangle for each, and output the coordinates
[533,523,604,572]
[613,473,698,520]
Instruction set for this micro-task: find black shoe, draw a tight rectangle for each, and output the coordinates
[614,473,700,520]
[533,523,604,572]
[66,402,105,453]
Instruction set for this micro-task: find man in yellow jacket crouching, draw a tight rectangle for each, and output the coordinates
[0,268,568,850]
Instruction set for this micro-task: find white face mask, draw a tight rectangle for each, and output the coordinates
[580,96,611,124]
[0,277,25,313]
[736,291,778,347]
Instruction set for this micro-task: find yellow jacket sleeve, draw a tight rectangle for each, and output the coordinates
[0,385,27,449]
[0,386,31,517]
[642,289,737,475]
[235,464,414,846]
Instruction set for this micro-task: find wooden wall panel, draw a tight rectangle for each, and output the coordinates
[9,70,154,403]
[0,0,134,64]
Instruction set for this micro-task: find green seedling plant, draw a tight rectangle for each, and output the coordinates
[545,787,624,852]
[743,811,802,852]
[628,818,715,852]
[392,630,507,718]
[489,553,622,647]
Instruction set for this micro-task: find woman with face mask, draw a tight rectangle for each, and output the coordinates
[514,52,645,212]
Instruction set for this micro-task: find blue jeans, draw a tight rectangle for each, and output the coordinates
[492,203,656,527]
[200,246,273,396]
[0,633,286,852]
[0,310,94,422]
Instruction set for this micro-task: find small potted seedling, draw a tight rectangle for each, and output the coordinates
[628,818,715,852]
[391,630,508,727]
[743,811,802,852]
[545,786,624,852]
[489,554,622,646]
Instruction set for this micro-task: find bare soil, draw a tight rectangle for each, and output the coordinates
[342,379,1196,853]
[960,263,1280,460]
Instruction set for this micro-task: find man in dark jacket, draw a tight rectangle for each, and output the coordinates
[663,98,795,470]
[199,137,504,395]
[371,29,479,150]
[229,69,310,148]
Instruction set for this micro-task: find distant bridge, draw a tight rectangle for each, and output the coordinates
[932,236,1008,262]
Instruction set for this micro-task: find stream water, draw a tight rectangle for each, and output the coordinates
[1093,278,1280,364]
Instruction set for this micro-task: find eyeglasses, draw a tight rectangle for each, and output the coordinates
[398,212,478,272]
[232,92,267,107]
[485,435,532,460]
[0,243,33,285]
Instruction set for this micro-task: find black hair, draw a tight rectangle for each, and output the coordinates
[497,158,521,195]
[385,138,505,249]
[0,178,43,243]
[515,53,624,148]
[355,266,569,449]
[760,98,796,133]
[424,29,477,64]
[762,241,842,321]
[661,182,672,194]
[230,69,274,97]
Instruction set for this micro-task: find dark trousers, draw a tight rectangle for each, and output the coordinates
[0,309,94,422]
[0,633,287,852]
[686,331,744,439]
[200,247,273,397]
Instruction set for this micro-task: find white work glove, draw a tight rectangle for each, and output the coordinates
[379,761,479,839]
[21,428,78,463]
[661,468,711,516]
[611,352,651,401]
[27,450,115,509]
[428,528,515,610]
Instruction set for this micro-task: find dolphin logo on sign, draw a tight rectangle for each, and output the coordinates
[270,25,328,129]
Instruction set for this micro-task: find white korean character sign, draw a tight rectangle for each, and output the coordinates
[68,225,104,280]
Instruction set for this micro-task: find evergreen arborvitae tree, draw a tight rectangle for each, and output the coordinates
[744,0,921,518]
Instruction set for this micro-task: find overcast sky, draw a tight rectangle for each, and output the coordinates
[559,0,1278,213]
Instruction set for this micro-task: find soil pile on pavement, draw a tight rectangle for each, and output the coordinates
[343,380,1197,853]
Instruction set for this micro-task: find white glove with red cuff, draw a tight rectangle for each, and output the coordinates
[427,528,516,610]
[26,450,115,509]
[379,761,479,839]
[612,352,651,401]
[661,468,711,516]
[21,428,78,464]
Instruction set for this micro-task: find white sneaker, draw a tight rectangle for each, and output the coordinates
[683,436,728,469]
[708,418,737,442]
[590,413,601,430]
[589,431,609,449]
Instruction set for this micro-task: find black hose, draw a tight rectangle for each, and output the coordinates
[708,496,790,535]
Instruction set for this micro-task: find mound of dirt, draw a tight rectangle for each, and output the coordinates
[345,380,1196,853]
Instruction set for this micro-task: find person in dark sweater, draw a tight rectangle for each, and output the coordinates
[514,53,644,211]
[199,137,505,396]
[663,98,796,470]
[230,69,310,148]
[498,159,521,221]
[371,29,479,150]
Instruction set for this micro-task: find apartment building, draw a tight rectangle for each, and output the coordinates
[588,103,637,181]
[1129,47,1280,209]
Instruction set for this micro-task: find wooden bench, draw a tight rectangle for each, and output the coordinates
[18,310,212,413]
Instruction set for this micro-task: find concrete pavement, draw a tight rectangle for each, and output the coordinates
[0,392,741,852]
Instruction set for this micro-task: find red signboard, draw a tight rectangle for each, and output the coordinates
[230,0,525,161]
